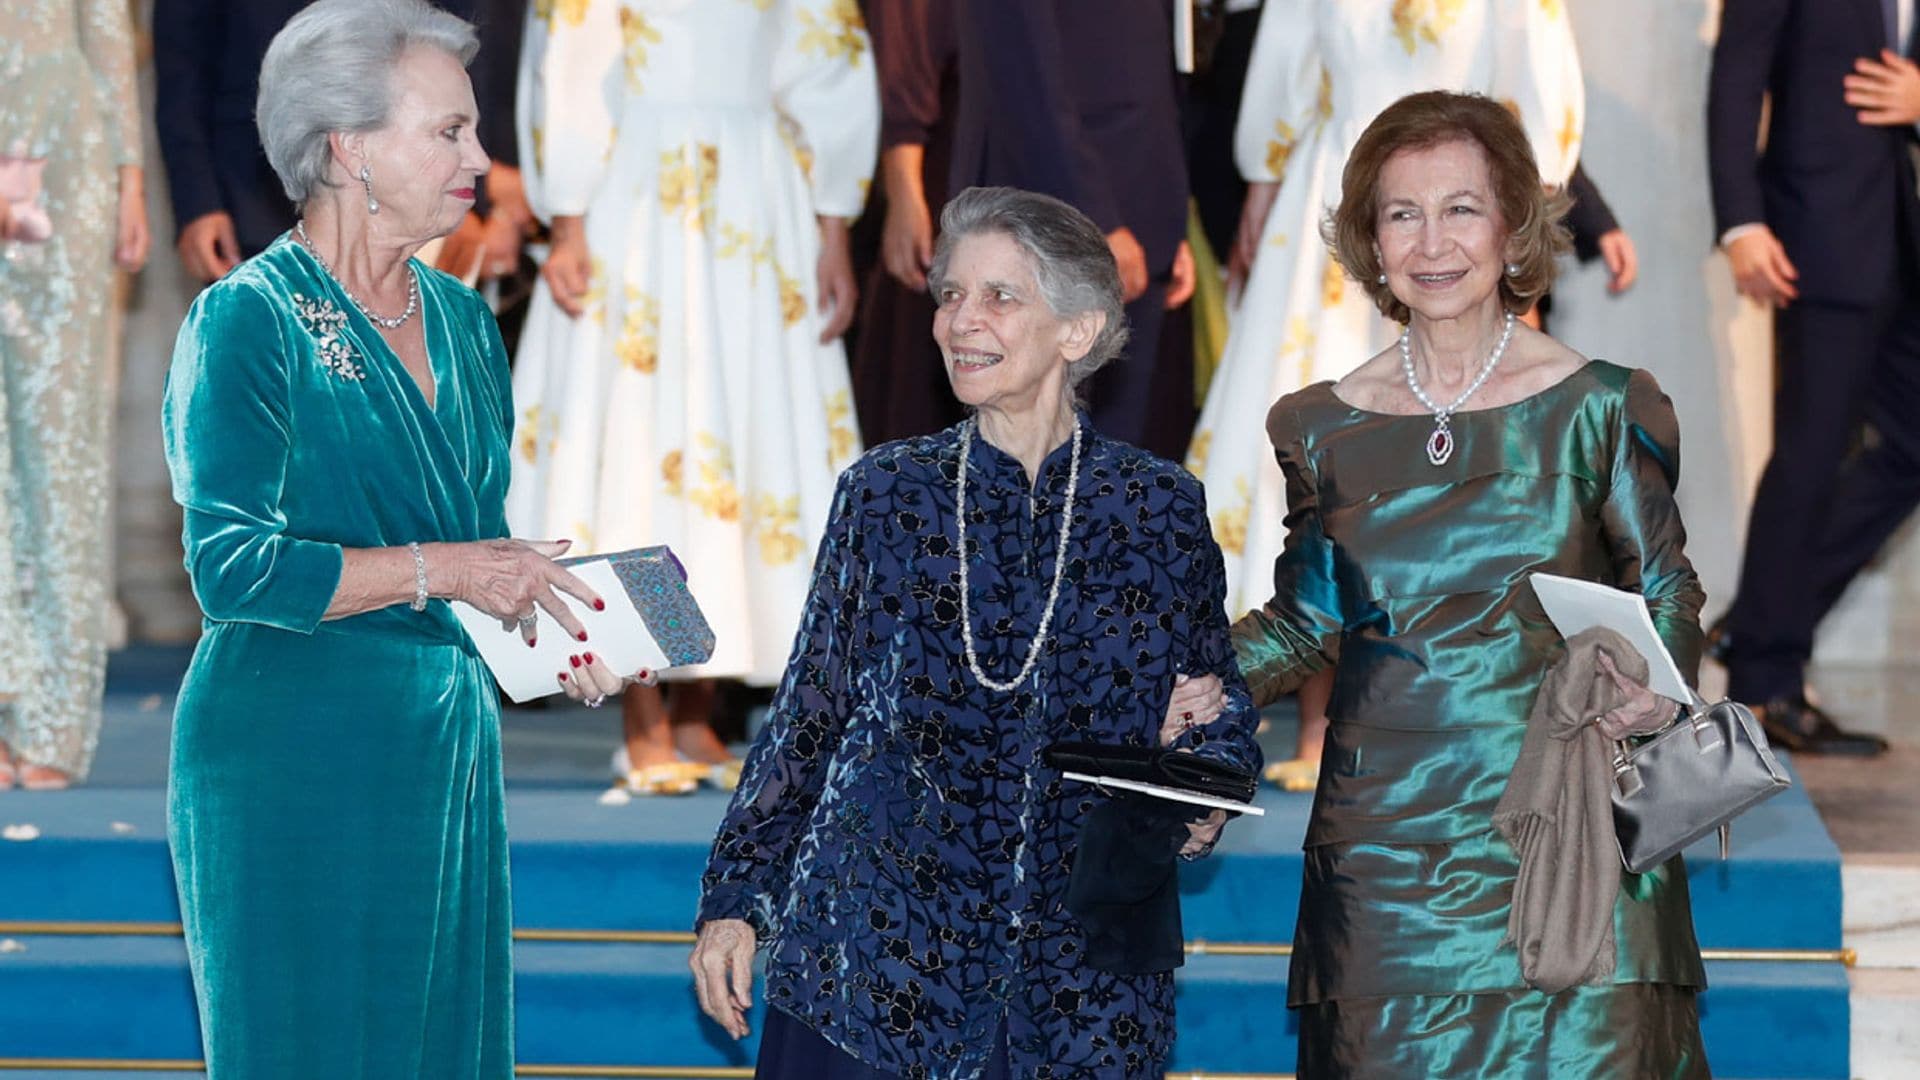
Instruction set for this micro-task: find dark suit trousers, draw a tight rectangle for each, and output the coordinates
[1726,279,1920,701]
[1088,278,1195,462]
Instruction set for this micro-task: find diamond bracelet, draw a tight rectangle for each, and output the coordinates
[408,542,429,612]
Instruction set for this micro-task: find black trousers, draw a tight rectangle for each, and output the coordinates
[1087,277,1196,463]
[1724,281,1920,701]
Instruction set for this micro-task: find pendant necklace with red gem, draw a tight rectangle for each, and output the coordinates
[1400,310,1515,466]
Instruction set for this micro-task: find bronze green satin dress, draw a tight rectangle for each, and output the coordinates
[161,238,516,1078]
[1233,362,1711,1078]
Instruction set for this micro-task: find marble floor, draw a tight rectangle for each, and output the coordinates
[1794,664,1920,1079]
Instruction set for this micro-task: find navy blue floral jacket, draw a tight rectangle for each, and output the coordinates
[697,419,1261,1079]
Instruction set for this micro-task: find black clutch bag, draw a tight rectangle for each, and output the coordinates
[1043,742,1258,805]
[1610,694,1792,874]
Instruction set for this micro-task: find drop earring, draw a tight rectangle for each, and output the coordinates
[360,163,379,215]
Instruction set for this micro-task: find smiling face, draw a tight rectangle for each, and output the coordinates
[1374,138,1511,325]
[353,45,489,244]
[932,231,1097,419]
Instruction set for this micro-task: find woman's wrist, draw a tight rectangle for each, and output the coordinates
[417,542,461,603]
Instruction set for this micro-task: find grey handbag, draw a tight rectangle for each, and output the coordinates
[1610,694,1792,874]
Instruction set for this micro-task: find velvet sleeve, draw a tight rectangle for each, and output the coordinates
[1229,398,1343,707]
[162,282,344,632]
[697,468,864,936]
[1600,369,1706,685]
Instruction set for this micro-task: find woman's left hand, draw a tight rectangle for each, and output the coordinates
[1159,672,1224,746]
[556,652,660,707]
[1181,808,1228,858]
[115,165,149,272]
[1592,650,1680,740]
[815,215,857,343]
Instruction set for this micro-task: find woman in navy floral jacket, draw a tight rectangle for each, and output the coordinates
[692,186,1261,1080]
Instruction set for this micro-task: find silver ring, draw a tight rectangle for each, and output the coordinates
[585,695,606,709]
[517,613,538,632]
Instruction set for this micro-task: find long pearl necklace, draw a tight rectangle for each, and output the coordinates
[956,416,1082,692]
[1400,310,1515,466]
[295,220,419,331]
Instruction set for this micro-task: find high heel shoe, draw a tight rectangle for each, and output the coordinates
[1264,757,1320,793]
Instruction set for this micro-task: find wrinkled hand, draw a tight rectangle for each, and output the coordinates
[1181,808,1228,859]
[1725,226,1799,307]
[1107,226,1148,303]
[115,166,149,272]
[816,216,857,343]
[435,210,488,280]
[1846,49,1920,126]
[1597,228,1636,294]
[177,210,240,282]
[1228,181,1280,299]
[690,918,757,1039]
[557,650,659,703]
[1164,239,1196,310]
[1159,672,1225,746]
[542,215,592,317]
[1592,650,1680,741]
[435,538,601,646]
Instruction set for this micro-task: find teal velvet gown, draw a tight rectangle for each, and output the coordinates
[1233,362,1712,1078]
[161,237,516,1078]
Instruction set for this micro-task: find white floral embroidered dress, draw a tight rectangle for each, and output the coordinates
[508,0,877,683]
[1186,0,1583,617]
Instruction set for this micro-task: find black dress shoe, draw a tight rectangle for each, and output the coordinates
[1758,695,1889,757]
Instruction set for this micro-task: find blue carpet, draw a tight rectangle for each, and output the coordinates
[0,648,1852,1076]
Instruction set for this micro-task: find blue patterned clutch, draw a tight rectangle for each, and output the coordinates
[560,546,716,668]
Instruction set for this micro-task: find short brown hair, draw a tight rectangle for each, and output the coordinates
[1323,91,1572,324]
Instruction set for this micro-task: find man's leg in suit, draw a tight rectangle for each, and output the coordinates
[1807,289,1920,624]
[1088,278,1196,460]
[1725,300,1890,703]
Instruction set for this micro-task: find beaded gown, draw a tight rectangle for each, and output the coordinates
[0,0,140,779]
[1233,363,1711,1077]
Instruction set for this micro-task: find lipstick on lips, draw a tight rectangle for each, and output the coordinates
[452,186,476,200]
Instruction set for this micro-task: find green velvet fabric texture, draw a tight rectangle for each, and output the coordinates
[162,237,516,1078]
[1233,362,1710,1074]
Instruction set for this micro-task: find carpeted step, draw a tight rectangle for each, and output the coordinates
[0,934,1850,1078]
[0,771,1842,953]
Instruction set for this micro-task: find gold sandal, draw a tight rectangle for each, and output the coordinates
[624,762,700,797]
[1264,757,1320,793]
[703,759,744,792]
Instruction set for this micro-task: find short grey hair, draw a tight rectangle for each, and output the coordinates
[257,0,479,206]
[929,186,1131,392]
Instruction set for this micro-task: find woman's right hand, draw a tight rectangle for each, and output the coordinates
[433,538,602,645]
[542,215,592,317]
[690,918,757,1039]
[1228,181,1281,299]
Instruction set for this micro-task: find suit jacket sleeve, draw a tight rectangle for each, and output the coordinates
[1233,0,1328,184]
[952,0,1123,232]
[1707,0,1790,236]
[153,0,227,231]
[1565,162,1620,260]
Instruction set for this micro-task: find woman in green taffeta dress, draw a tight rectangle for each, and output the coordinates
[1230,93,1712,1077]
[162,2,643,1074]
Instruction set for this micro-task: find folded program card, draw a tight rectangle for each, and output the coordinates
[1527,573,1691,703]
[452,546,715,703]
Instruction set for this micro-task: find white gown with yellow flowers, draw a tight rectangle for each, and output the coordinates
[1186,0,1583,617]
[509,0,876,683]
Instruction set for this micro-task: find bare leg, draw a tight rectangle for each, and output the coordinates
[621,683,677,771]
[1265,665,1332,792]
[0,737,15,789]
[669,679,734,765]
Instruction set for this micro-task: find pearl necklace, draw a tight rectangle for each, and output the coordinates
[956,416,1082,692]
[1399,310,1515,466]
[295,220,419,331]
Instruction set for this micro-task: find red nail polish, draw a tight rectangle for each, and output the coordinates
[570,655,581,668]
[558,672,569,682]
[583,652,594,664]
[526,638,537,648]
[592,598,606,612]
[576,630,589,642]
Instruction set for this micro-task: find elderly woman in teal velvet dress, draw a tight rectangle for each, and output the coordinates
[1231,92,1712,1077]
[161,1,647,1074]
